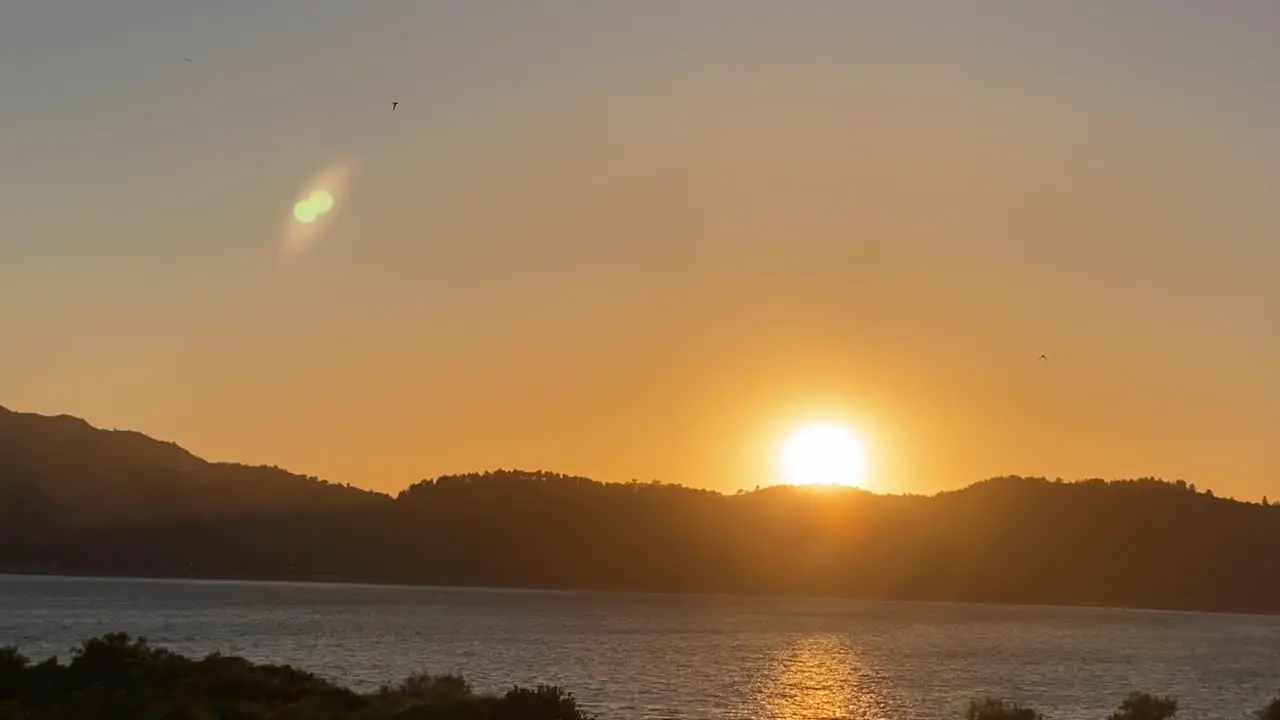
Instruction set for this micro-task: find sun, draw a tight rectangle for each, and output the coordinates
[778,421,868,488]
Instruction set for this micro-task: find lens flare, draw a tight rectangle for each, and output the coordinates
[291,189,334,225]
[280,160,354,260]
[309,189,334,214]
[292,201,319,224]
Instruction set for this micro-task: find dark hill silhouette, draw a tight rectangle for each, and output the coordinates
[0,405,385,539]
[3,407,1280,614]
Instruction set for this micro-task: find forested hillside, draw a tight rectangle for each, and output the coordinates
[0,405,385,538]
[3,406,1280,614]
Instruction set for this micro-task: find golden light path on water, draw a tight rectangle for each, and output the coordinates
[280,159,355,260]
[752,635,891,720]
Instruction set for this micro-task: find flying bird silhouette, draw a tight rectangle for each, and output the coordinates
[1039,354,1048,361]
[391,102,398,111]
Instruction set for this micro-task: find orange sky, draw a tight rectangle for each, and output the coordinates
[3,3,1279,497]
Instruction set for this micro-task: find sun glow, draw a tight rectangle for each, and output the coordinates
[778,421,868,488]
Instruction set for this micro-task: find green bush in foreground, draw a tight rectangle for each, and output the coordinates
[968,693,1178,720]
[0,634,592,720]
[0,634,1273,719]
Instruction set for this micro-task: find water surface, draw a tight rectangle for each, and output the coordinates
[2,575,1278,719]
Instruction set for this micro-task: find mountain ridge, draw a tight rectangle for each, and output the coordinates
[0,405,386,537]
[3,405,1280,615]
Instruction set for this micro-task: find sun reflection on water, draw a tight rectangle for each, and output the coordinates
[752,635,892,720]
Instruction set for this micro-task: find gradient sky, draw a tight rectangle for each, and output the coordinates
[3,1,1279,497]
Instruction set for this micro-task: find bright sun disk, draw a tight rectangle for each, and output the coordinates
[778,422,868,488]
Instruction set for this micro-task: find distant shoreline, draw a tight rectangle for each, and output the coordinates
[2,570,1262,620]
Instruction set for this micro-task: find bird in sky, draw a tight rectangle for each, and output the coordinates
[391,102,398,111]
[1039,354,1048,361]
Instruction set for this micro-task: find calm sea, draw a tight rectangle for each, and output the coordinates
[2,575,1278,719]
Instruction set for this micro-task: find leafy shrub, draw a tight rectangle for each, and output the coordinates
[0,634,591,720]
[967,698,1043,720]
[1258,698,1280,720]
[492,685,593,720]
[1108,692,1178,720]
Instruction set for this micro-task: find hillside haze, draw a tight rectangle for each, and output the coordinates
[2,406,1279,614]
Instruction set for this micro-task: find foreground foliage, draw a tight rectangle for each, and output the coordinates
[969,693,1179,720]
[0,634,592,720]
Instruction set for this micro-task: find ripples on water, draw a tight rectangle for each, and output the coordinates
[2,575,1279,719]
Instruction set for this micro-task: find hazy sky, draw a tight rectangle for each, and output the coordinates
[3,1,1279,497]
